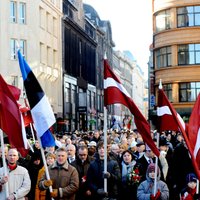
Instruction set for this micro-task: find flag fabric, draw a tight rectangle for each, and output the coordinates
[17,50,55,147]
[157,88,185,132]
[157,87,200,179]
[0,75,24,148]
[104,59,160,157]
[188,94,200,178]
[8,84,21,101]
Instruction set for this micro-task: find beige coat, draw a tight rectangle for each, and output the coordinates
[39,161,79,200]
[0,165,31,200]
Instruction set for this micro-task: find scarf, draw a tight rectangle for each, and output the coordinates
[8,163,17,171]
[121,160,136,182]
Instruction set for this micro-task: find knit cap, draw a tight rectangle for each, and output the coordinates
[186,173,197,184]
[147,163,159,175]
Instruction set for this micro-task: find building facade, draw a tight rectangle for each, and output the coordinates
[0,0,63,117]
[152,0,200,121]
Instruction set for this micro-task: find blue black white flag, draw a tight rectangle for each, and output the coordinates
[17,50,55,147]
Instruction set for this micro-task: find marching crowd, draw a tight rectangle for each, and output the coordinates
[0,129,199,200]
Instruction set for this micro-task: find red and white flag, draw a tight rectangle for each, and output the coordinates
[157,84,200,179]
[157,88,185,132]
[104,59,160,157]
[188,94,200,178]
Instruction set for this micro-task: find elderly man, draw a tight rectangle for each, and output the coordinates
[39,147,79,200]
[66,144,76,164]
[0,148,31,200]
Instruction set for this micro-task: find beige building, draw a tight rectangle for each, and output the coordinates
[152,0,200,119]
[0,0,63,116]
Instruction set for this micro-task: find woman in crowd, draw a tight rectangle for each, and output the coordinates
[119,149,141,200]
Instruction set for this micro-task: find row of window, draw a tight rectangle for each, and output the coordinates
[155,43,200,68]
[64,83,103,111]
[10,1,26,24]
[163,82,200,102]
[11,39,58,69]
[155,6,200,32]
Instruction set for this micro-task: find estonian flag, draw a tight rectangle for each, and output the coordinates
[17,50,55,147]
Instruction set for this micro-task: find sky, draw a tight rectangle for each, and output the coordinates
[83,0,153,78]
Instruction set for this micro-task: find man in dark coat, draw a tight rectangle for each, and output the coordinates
[87,141,121,200]
[171,141,194,200]
[71,145,94,200]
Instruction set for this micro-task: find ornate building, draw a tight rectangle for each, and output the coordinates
[152,0,200,122]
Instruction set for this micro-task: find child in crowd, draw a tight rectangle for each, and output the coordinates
[180,173,200,200]
[137,163,169,200]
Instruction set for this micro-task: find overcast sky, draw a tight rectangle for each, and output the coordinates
[83,0,153,78]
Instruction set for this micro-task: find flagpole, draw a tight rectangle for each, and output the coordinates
[103,106,108,193]
[37,137,54,200]
[30,123,36,143]
[154,132,159,196]
[0,129,9,198]
[196,179,199,194]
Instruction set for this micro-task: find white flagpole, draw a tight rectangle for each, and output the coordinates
[154,132,159,196]
[30,123,36,143]
[37,137,54,200]
[196,179,199,194]
[103,107,108,193]
[0,130,9,198]
[20,113,28,149]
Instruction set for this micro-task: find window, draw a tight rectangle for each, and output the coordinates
[65,83,70,102]
[20,39,26,57]
[10,39,17,60]
[47,46,52,67]
[46,12,53,33]
[71,85,76,103]
[178,44,200,65]
[53,17,58,37]
[10,1,17,23]
[53,50,58,68]
[179,82,200,102]
[40,42,46,64]
[177,6,200,27]
[11,76,18,86]
[39,7,46,29]
[155,46,171,68]
[10,39,26,60]
[19,2,26,24]
[155,9,171,32]
[163,84,172,102]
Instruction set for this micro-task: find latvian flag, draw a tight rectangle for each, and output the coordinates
[188,94,200,178]
[157,88,185,132]
[104,59,160,157]
[17,50,55,147]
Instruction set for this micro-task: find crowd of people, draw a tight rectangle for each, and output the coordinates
[0,128,199,200]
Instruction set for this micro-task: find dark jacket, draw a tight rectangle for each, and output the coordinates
[137,154,165,182]
[71,156,94,200]
[87,155,121,200]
